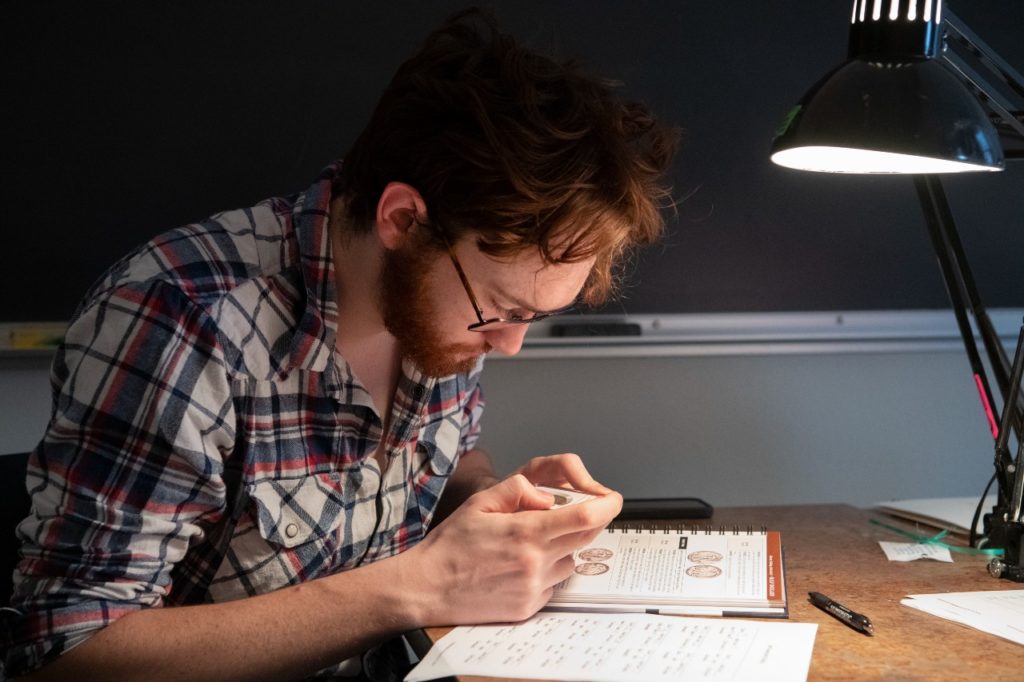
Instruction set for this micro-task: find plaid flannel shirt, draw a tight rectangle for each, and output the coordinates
[3,162,484,676]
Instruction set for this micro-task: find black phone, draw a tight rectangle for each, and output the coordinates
[616,497,714,521]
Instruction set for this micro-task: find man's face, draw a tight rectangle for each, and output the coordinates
[380,240,488,377]
[380,231,594,377]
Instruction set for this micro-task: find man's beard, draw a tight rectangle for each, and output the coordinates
[380,243,491,377]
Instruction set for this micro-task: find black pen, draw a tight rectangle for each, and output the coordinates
[808,592,874,636]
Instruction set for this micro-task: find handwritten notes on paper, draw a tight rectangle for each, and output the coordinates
[879,541,954,562]
[902,589,1024,646]
[405,612,817,682]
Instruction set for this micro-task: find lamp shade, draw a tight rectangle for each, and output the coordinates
[770,0,1005,174]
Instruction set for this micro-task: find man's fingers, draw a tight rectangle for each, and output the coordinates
[526,490,623,539]
[542,525,606,560]
[470,473,553,513]
[544,553,578,588]
[520,453,615,495]
[555,453,614,494]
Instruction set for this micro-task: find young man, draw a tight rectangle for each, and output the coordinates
[3,9,676,680]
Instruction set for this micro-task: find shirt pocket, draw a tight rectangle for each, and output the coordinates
[249,473,347,547]
[208,472,347,601]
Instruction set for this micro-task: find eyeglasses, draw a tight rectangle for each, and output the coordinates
[432,222,575,332]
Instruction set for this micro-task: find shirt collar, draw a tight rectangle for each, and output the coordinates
[286,161,342,373]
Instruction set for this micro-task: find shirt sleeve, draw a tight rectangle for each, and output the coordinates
[3,279,236,676]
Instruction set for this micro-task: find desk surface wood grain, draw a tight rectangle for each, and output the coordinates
[423,504,1021,682]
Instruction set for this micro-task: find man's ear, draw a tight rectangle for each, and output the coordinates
[375,182,428,250]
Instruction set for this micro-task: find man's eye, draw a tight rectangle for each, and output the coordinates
[503,307,534,322]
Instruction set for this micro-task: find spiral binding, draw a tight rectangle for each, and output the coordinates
[607,521,768,535]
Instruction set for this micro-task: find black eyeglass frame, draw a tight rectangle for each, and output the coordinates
[431,222,576,332]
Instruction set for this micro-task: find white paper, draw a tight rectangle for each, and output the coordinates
[405,612,817,682]
[878,541,953,562]
[901,589,1024,645]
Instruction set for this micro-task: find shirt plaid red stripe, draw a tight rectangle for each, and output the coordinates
[3,162,484,676]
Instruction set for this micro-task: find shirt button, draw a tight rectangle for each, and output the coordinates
[284,523,299,539]
[413,386,424,399]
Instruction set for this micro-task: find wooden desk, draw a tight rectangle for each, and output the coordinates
[423,504,1020,682]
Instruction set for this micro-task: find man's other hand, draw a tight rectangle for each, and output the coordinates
[402,469,622,626]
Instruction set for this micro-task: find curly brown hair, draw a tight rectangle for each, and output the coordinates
[336,8,678,305]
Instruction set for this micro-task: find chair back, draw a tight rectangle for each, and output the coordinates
[0,453,31,608]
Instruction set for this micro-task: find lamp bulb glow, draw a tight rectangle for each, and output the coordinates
[770,146,1003,174]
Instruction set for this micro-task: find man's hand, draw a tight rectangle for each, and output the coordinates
[431,448,500,524]
[513,452,616,497]
[403,464,622,627]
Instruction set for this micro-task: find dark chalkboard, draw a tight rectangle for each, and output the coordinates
[5,1,1022,321]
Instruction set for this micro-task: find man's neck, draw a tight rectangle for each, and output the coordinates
[329,202,401,422]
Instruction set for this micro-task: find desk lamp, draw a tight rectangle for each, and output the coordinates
[770,0,1024,581]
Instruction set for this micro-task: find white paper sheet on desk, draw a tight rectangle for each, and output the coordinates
[405,612,818,682]
[879,541,953,562]
[901,589,1024,645]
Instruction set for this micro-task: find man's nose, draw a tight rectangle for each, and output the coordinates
[482,324,529,356]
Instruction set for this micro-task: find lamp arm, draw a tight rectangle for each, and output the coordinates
[942,9,1024,145]
[937,9,1024,579]
[987,323,1024,579]
[913,176,1022,447]
[1010,437,1024,524]
[1002,325,1024,524]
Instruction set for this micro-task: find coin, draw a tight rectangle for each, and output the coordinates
[574,562,610,576]
[685,564,722,578]
[687,550,723,563]
[579,547,614,561]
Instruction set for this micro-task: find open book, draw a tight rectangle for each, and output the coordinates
[547,523,788,617]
